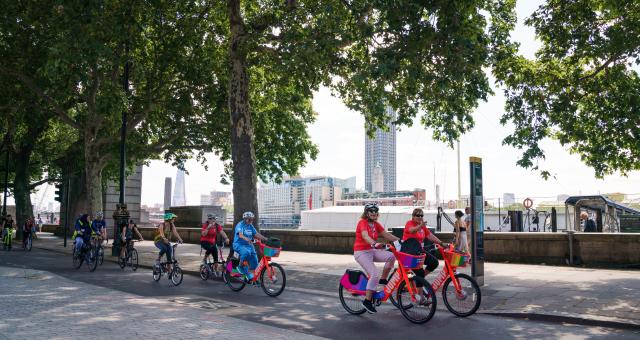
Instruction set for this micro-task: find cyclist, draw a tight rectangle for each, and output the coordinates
[22,216,34,249]
[353,203,400,314]
[232,211,267,281]
[74,214,93,254]
[120,219,144,261]
[2,214,15,250]
[154,213,183,268]
[201,214,229,265]
[402,208,446,297]
[91,212,108,243]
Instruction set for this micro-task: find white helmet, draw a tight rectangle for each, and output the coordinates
[95,211,104,218]
[242,211,255,219]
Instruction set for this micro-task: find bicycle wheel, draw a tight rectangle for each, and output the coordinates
[397,277,437,324]
[130,249,138,271]
[223,269,246,292]
[199,264,209,281]
[26,235,32,251]
[73,248,82,269]
[260,262,286,297]
[118,252,126,269]
[86,248,98,272]
[442,273,481,317]
[98,246,104,265]
[152,265,161,281]
[338,283,366,315]
[171,265,183,286]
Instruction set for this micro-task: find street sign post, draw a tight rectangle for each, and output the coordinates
[469,157,485,286]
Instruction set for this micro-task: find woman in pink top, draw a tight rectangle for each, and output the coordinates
[353,203,400,314]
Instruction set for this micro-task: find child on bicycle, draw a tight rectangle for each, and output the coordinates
[232,211,267,281]
[353,203,400,314]
[201,214,229,264]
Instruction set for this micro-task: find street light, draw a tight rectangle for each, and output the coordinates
[2,136,10,217]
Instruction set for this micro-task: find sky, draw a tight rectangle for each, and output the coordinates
[26,1,640,210]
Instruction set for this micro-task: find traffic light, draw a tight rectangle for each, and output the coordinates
[54,183,64,203]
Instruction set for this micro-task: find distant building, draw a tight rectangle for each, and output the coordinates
[172,169,186,207]
[337,189,426,207]
[503,193,515,206]
[258,176,356,228]
[163,178,172,210]
[200,191,232,206]
[365,105,396,193]
[372,164,384,193]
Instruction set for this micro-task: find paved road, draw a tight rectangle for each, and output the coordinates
[1,248,638,339]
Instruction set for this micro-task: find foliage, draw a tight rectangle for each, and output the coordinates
[493,0,640,178]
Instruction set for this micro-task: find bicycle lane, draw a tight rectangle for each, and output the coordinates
[2,248,638,339]
[31,233,640,330]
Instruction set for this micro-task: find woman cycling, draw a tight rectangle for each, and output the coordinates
[232,211,267,281]
[154,213,183,268]
[353,203,399,314]
[402,208,446,288]
[201,214,229,264]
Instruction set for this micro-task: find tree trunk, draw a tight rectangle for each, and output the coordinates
[13,150,33,240]
[83,128,104,218]
[228,0,259,228]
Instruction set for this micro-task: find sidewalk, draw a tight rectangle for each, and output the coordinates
[33,233,640,328]
[0,265,324,340]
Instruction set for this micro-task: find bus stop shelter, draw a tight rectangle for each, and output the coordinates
[564,195,640,232]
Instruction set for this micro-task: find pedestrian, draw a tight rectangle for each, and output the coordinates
[37,217,43,232]
[464,206,471,229]
[454,210,470,253]
[581,212,597,232]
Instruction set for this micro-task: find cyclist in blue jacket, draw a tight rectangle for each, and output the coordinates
[74,214,93,253]
[233,211,267,280]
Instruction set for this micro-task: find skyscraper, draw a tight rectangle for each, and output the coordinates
[365,105,396,193]
[172,169,186,207]
[164,177,172,210]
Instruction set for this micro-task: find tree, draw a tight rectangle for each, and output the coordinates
[220,0,515,225]
[493,0,640,178]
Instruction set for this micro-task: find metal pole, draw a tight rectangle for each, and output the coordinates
[457,140,461,206]
[2,149,8,216]
[498,198,501,230]
[63,175,70,247]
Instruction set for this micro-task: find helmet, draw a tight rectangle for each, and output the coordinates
[164,212,177,220]
[207,214,217,221]
[242,211,255,219]
[95,211,104,218]
[364,203,379,213]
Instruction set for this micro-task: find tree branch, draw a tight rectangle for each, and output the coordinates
[27,177,61,190]
[0,67,82,131]
[580,53,623,81]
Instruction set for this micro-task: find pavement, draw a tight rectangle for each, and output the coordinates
[28,233,640,328]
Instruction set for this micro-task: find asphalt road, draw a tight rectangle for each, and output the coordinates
[1,248,638,339]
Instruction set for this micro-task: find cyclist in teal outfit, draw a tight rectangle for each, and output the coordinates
[232,211,267,280]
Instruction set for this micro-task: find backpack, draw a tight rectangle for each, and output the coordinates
[400,238,424,256]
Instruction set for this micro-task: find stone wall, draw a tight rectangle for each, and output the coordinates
[82,226,640,267]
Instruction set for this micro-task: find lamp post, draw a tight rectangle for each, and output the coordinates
[2,136,10,217]
[112,42,130,257]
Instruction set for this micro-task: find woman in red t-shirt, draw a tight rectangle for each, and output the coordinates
[201,214,229,264]
[402,208,445,283]
[353,203,400,314]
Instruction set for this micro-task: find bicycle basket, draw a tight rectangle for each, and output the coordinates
[396,251,426,269]
[444,250,470,267]
[263,245,281,258]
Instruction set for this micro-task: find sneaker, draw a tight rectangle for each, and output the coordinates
[362,299,377,314]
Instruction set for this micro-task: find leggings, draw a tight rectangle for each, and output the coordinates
[201,241,219,262]
[354,249,396,291]
[155,241,173,262]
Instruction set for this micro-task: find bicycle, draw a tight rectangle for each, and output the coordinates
[152,243,183,286]
[119,239,140,271]
[389,243,481,317]
[338,242,437,324]
[91,234,106,266]
[23,232,33,251]
[223,240,286,297]
[72,240,98,272]
[200,244,227,281]
[2,228,14,251]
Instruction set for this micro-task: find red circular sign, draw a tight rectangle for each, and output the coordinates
[523,198,533,209]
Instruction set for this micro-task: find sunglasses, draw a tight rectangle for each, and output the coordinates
[414,214,424,217]
[367,210,379,214]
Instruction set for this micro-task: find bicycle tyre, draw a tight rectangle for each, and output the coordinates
[26,235,32,251]
[171,265,183,286]
[338,284,366,315]
[152,266,161,281]
[260,262,286,297]
[73,249,82,269]
[118,253,126,269]
[199,264,209,281]
[98,246,104,265]
[397,277,437,324]
[86,248,98,272]
[130,249,138,271]
[442,273,481,317]
[224,270,246,292]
